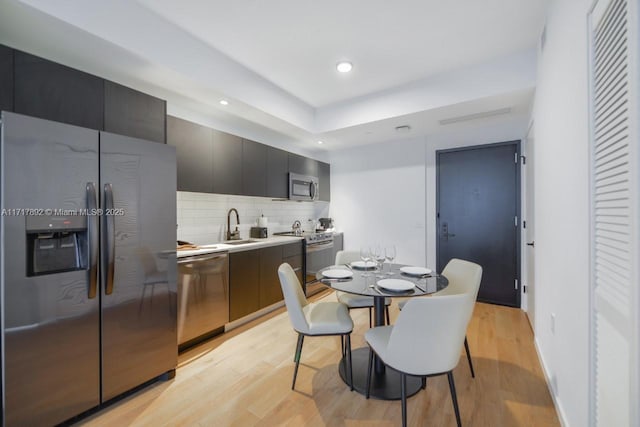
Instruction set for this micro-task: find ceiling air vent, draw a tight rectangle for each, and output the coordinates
[438,107,512,126]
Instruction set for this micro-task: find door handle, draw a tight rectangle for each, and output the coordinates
[442,222,456,241]
[309,181,318,199]
[86,182,98,299]
[103,183,115,295]
[527,241,535,247]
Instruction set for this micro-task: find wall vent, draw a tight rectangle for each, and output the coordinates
[438,107,511,126]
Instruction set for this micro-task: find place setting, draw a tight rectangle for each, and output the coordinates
[319,268,354,283]
[374,277,417,294]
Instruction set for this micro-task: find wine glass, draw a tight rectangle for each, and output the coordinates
[360,246,372,277]
[385,245,396,275]
[371,245,386,278]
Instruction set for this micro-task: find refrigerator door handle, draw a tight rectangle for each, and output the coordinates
[103,183,116,295]
[86,182,99,299]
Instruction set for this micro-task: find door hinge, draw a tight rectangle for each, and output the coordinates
[515,152,518,163]
[514,216,518,227]
[523,285,527,294]
[521,155,526,165]
[515,279,519,290]
[523,220,527,229]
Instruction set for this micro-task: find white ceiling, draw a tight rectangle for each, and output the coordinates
[135,0,546,108]
[0,0,549,155]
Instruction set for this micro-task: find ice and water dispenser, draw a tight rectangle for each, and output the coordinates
[26,214,88,276]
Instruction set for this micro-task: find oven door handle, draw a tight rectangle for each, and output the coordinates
[306,241,334,252]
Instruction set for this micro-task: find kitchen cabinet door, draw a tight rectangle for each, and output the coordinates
[288,153,318,177]
[229,250,260,321]
[104,81,166,143]
[266,146,289,198]
[259,245,284,307]
[318,161,330,201]
[242,139,267,197]
[283,241,304,285]
[0,44,13,112]
[167,116,214,193]
[213,130,243,195]
[14,51,104,130]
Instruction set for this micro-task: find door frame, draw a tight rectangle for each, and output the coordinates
[523,121,534,325]
[436,140,522,308]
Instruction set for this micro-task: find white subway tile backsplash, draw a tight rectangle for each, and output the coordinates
[176,191,329,245]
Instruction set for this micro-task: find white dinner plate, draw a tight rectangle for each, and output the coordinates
[400,266,432,276]
[377,279,415,292]
[350,261,377,269]
[322,269,354,279]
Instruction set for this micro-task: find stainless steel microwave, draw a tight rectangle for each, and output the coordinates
[289,173,319,201]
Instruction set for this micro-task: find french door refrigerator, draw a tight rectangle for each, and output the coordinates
[0,111,177,426]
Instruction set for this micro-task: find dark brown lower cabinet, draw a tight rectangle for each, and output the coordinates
[283,242,304,285]
[229,249,260,321]
[229,241,304,322]
[259,245,284,307]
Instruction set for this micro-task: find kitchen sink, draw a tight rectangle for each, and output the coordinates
[223,239,259,245]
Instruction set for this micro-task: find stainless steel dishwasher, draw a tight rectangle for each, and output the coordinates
[177,252,229,349]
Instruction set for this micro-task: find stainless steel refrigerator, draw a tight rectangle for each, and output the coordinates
[0,111,177,426]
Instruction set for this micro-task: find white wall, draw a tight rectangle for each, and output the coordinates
[532,0,592,425]
[329,137,427,266]
[329,119,528,270]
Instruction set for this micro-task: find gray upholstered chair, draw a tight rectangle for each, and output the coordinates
[398,258,482,378]
[334,250,391,326]
[278,263,354,391]
[365,292,476,427]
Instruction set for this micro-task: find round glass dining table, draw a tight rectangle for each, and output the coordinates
[316,263,448,400]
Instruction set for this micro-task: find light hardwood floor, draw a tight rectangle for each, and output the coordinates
[79,291,559,426]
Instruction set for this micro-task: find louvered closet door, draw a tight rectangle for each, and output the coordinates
[589,0,639,425]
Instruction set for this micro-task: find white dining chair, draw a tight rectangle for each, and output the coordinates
[398,258,482,378]
[278,263,354,391]
[365,293,475,427]
[334,250,391,326]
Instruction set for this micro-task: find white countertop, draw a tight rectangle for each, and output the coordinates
[176,235,304,258]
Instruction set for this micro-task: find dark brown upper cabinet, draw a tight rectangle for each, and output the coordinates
[167,116,214,193]
[104,81,166,143]
[242,139,267,197]
[288,153,318,177]
[266,146,289,199]
[14,51,104,130]
[318,161,330,202]
[0,44,13,113]
[213,130,243,195]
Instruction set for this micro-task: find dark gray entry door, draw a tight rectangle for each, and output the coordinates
[437,142,520,307]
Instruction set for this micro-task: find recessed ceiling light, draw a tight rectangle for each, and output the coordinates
[317,140,324,145]
[219,99,229,106]
[336,61,353,73]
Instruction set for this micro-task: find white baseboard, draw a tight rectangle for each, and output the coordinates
[534,337,569,427]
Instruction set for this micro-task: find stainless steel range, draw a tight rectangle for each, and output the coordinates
[274,230,340,296]
[303,231,335,295]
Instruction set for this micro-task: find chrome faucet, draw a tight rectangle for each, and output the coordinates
[227,208,240,240]
[291,220,302,236]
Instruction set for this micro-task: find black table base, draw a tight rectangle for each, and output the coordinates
[338,347,423,400]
